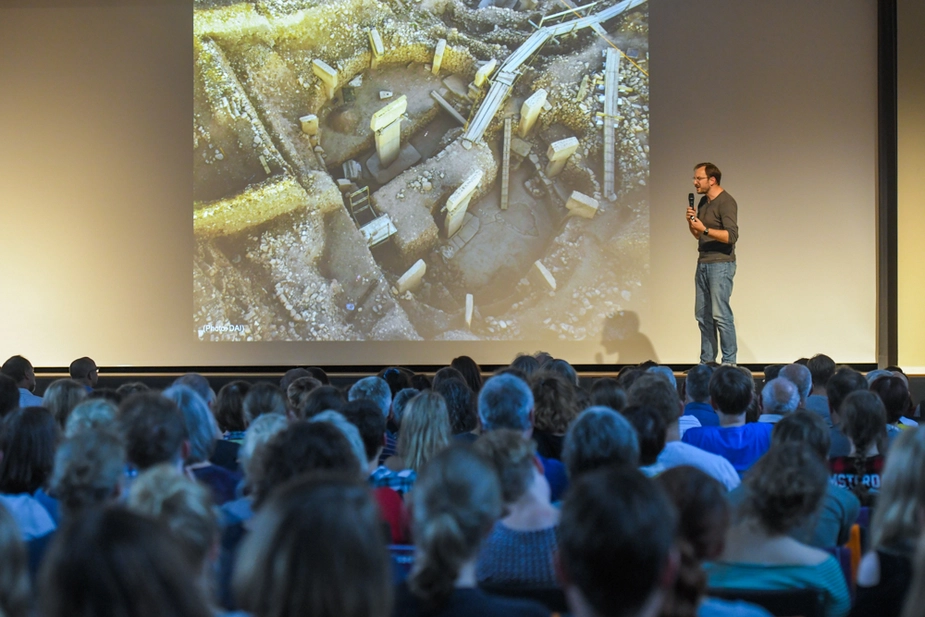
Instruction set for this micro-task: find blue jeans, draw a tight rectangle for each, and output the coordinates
[695,261,737,364]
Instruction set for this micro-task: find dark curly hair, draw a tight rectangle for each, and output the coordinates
[741,442,828,535]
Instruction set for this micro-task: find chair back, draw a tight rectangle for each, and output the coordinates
[480,583,569,613]
[706,587,826,617]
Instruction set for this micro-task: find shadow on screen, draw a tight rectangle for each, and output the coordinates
[596,310,658,364]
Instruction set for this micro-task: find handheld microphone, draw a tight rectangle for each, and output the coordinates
[688,193,695,220]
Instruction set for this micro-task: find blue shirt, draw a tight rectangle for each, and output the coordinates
[682,423,773,474]
[19,388,43,408]
[684,401,720,427]
[538,455,568,503]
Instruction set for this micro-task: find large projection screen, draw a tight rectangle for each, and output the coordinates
[0,0,878,368]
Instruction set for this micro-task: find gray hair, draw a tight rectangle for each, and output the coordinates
[761,378,801,415]
[646,366,677,390]
[562,406,640,478]
[172,373,215,407]
[779,364,812,402]
[310,411,367,475]
[43,379,88,429]
[50,429,126,518]
[866,369,893,386]
[478,374,533,432]
[348,377,392,418]
[65,399,118,438]
[163,384,218,464]
[239,413,288,477]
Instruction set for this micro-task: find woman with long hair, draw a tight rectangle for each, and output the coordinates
[235,473,392,617]
[852,427,925,617]
[395,445,547,617]
[387,391,451,474]
[529,371,580,460]
[829,390,887,507]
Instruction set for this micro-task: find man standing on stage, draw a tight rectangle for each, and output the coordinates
[686,162,738,364]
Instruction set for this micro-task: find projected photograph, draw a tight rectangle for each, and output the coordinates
[193,0,649,347]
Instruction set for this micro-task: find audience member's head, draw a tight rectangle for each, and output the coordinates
[398,391,451,473]
[309,411,367,476]
[531,370,580,435]
[410,374,432,391]
[163,385,218,465]
[841,390,887,456]
[128,464,219,575]
[547,358,579,388]
[450,356,483,393]
[0,356,35,392]
[38,507,212,617]
[871,428,925,550]
[431,367,466,391]
[740,442,828,536]
[826,366,869,419]
[656,467,729,617]
[778,363,812,404]
[708,365,753,416]
[238,413,288,482]
[478,374,534,433]
[391,387,419,431]
[628,373,682,432]
[759,377,800,416]
[622,404,667,466]
[771,410,831,461]
[286,376,323,411]
[378,367,413,398]
[49,429,125,520]
[0,374,20,418]
[243,382,288,424]
[348,376,392,421]
[341,399,387,469]
[807,354,836,391]
[559,467,677,617]
[64,398,117,438]
[118,393,188,471]
[646,365,677,390]
[297,385,346,420]
[684,364,713,404]
[279,368,311,393]
[617,366,645,391]
[407,445,502,608]
[68,357,98,388]
[510,354,541,378]
[762,364,783,383]
[562,406,640,478]
[305,367,331,385]
[590,377,627,412]
[42,379,88,429]
[114,382,149,399]
[870,375,912,424]
[0,407,59,494]
[249,421,357,509]
[234,474,391,617]
[87,388,122,404]
[474,429,540,505]
[214,380,250,433]
[0,502,30,617]
[172,373,215,408]
[434,378,476,435]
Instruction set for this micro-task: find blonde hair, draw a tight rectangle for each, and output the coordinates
[473,430,536,504]
[127,464,218,571]
[871,427,925,550]
[398,391,451,473]
[409,446,502,608]
[43,379,87,429]
[0,503,30,617]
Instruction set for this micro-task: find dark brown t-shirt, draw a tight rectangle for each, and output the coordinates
[697,189,738,263]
